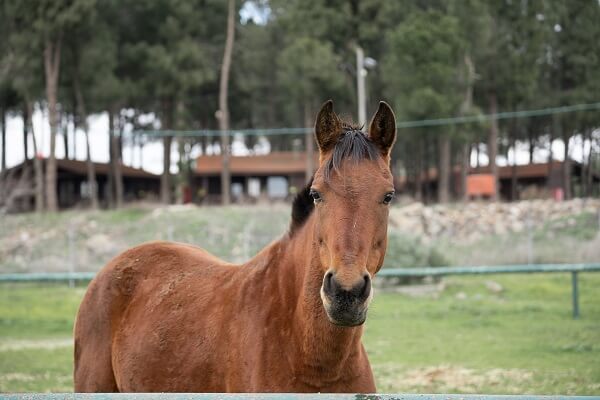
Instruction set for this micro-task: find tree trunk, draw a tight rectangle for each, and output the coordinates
[84,129,98,209]
[580,131,586,197]
[217,0,236,206]
[585,130,593,197]
[562,133,571,200]
[415,138,423,202]
[547,133,554,191]
[1,108,5,171]
[71,114,77,160]
[130,133,135,167]
[22,106,29,161]
[487,92,499,201]
[26,101,44,212]
[459,143,470,202]
[161,135,173,204]
[175,99,187,205]
[457,53,475,201]
[528,132,535,164]
[74,72,99,209]
[177,137,193,204]
[62,113,69,160]
[107,112,115,208]
[510,131,518,201]
[112,112,124,208]
[44,36,62,212]
[423,135,431,203]
[304,101,315,183]
[438,134,451,203]
[139,140,144,169]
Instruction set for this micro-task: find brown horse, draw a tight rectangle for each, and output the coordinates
[74,100,397,393]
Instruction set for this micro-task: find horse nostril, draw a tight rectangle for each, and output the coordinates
[323,271,334,294]
[360,274,372,300]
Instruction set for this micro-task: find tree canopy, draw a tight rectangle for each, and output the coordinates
[1,0,598,206]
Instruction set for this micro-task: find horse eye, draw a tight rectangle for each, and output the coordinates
[309,189,322,203]
[382,192,395,205]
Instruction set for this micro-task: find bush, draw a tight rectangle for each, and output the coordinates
[384,231,448,268]
[382,231,448,284]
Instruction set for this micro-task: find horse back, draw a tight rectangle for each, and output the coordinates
[74,241,234,392]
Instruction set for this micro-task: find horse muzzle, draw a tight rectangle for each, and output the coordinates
[320,270,372,327]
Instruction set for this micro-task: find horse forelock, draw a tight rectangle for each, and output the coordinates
[323,126,379,180]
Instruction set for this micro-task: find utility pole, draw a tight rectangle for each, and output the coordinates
[356,46,367,128]
[217,0,236,206]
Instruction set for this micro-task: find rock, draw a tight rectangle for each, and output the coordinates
[485,280,503,293]
[86,234,119,257]
[389,198,600,242]
[392,282,446,298]
[455,291,467,300]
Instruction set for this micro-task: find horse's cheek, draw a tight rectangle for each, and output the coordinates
[318,241,331,270]
[369,243,386,275]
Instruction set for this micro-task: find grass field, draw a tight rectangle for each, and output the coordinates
[1,273,599,394]
[1,205,599,393]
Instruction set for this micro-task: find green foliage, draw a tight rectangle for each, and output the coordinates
[383,10,464,120]
[1,0,599,201]
[277,37,347,117]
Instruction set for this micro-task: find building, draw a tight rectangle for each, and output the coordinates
[194,152,317,203]
[0,158,160,212]
[399,160,599,202]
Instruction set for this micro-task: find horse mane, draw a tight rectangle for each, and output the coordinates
[290,179,315,235]
[289,123,380,236]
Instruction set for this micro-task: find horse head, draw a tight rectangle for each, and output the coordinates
[310,100,396,327]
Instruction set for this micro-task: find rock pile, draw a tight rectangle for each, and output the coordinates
[389,198,600,242]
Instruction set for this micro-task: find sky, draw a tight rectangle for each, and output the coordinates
[1,109,271,174]
[1,109,594,175]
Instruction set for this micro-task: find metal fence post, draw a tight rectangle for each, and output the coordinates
[571,271,579,319]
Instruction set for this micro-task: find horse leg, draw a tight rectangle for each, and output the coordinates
[73,280,119,392]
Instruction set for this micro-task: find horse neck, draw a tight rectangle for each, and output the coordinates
[281,213,364,375]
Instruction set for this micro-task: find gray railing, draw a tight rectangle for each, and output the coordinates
[1,394,599,400]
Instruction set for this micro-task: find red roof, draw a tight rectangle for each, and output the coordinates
[471,162,565,179]
[55,159,158,179]
[196,152,318,175]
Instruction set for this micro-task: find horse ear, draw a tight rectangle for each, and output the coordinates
[368,101,397,156]
[314,100,342,153]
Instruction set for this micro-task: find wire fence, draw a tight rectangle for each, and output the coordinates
[129,101,600,137]
[2,263,599,319]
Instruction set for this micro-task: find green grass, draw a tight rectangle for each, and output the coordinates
[366,274,600,394]
[1,206,599,393]
[0,284,83,392]
[1,274,599,393]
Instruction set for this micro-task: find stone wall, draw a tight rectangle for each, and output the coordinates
[389,198,600,242]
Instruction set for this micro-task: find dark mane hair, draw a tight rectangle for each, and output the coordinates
[289,124,380,235]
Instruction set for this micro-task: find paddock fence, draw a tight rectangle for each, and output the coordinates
[1,263,599,319]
